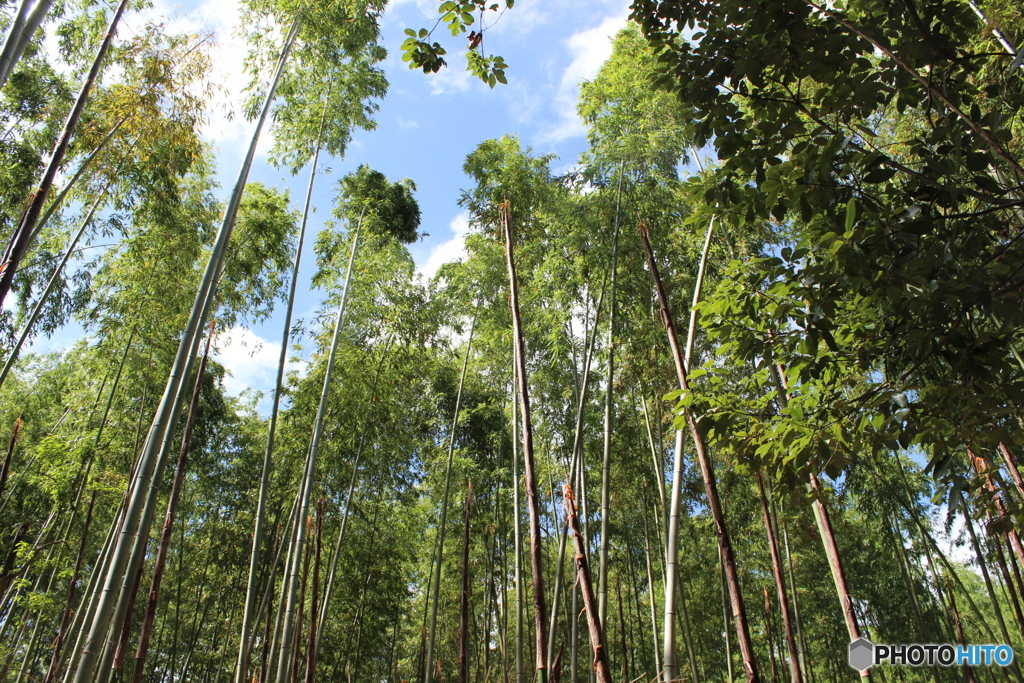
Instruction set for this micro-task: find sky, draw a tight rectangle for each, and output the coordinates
[34,0,634,407]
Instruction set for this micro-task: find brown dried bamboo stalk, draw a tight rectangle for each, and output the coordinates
[0,419,21,502]
[947,577,979,683]
[303,499,324,683]
[562,484,612,683]
[999,443,1024,501]
[768,345,870,682]
[130,321,215,683]
[639,222,759,683]
[502,201,548,683]
[757,473,802,683]
[970,450,1024,577]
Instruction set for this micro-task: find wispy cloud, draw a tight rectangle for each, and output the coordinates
[116,0,274,157]
[541,12,628,143]
[930,505,973,567]
[428,57,475,95]
[417,211,471,281]
[214,325,307,414]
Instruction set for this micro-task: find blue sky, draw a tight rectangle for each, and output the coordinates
[35,0,633,404]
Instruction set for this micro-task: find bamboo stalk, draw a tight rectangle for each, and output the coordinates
[303,499,323,683]
[0,0,52,88]
[502,201,549,683]
[424,318,476,683]
[290,519,312,683]
[29,117,127,247]
[548,278,602,671]
[807,473,869,681]
[615,576,628,682]
[0,0,129,306]
[998,443,1024,502]
[597,162,625,634]
[94,328,136,447]
[639,221,759,683]
[757,474,802,683]
[764,588,778,683]
[130,321,215,683]
[562,485,611,683]
[43,492,96,683]
[274,202,365,683]
[313,339,393,656]
[547,282,606,672]
[782,525,810,683]
[70,19,302,683]
[946,577,979,683]
[0,419,22,503]
[641,504,662,682]
[511,371,524,683]
[768,353,869,682]
[886,516,940,683]
[961,493,1020,681]
[0,193,105,390]
[236,118,323,683]
[0,0,33,88]
[460,480,474,683]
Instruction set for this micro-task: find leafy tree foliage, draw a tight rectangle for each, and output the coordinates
[2,6,1024,683]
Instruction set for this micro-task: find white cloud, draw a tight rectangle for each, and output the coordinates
[397,116,420,129]
[929,505,974,567]
[502,79,542,126]
[180,0,260,152]
[541,12,628,143]
[214,326,306,413]
[475,0,547,38]
[382,0,437,23]
[428,57,475,95]
[118,0,273,156]
[417,211,471,281]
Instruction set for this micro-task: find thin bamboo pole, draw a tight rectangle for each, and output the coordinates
[597,162,625,632]
[502,201,548,683]
[947,577,979,683]
[642,503,662,682]
[0,193,105,391]
[43,492,96,683]
[460,480,474,683]
[313,339,393,656]
[274,203,364,683]
[511,371,524,683]
[546,282,605,671]
[962,493,1022,683]
[0,0,128,305]
[70,20,301,683]
[130,322,215,683]
[757,474,802,683]
[640,221,758,683]
[562,485,611,683]
[424,319,476,683]
[294,512,315,683]
[236,117,324,683]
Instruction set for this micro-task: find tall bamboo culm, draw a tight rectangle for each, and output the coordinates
[502,201,549,683]
[640,220,760,683]
[68,20,301,683]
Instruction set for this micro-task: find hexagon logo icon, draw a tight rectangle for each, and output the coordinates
[849,638,874,672]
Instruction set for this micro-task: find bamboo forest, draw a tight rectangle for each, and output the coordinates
[1,0,1024,682]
